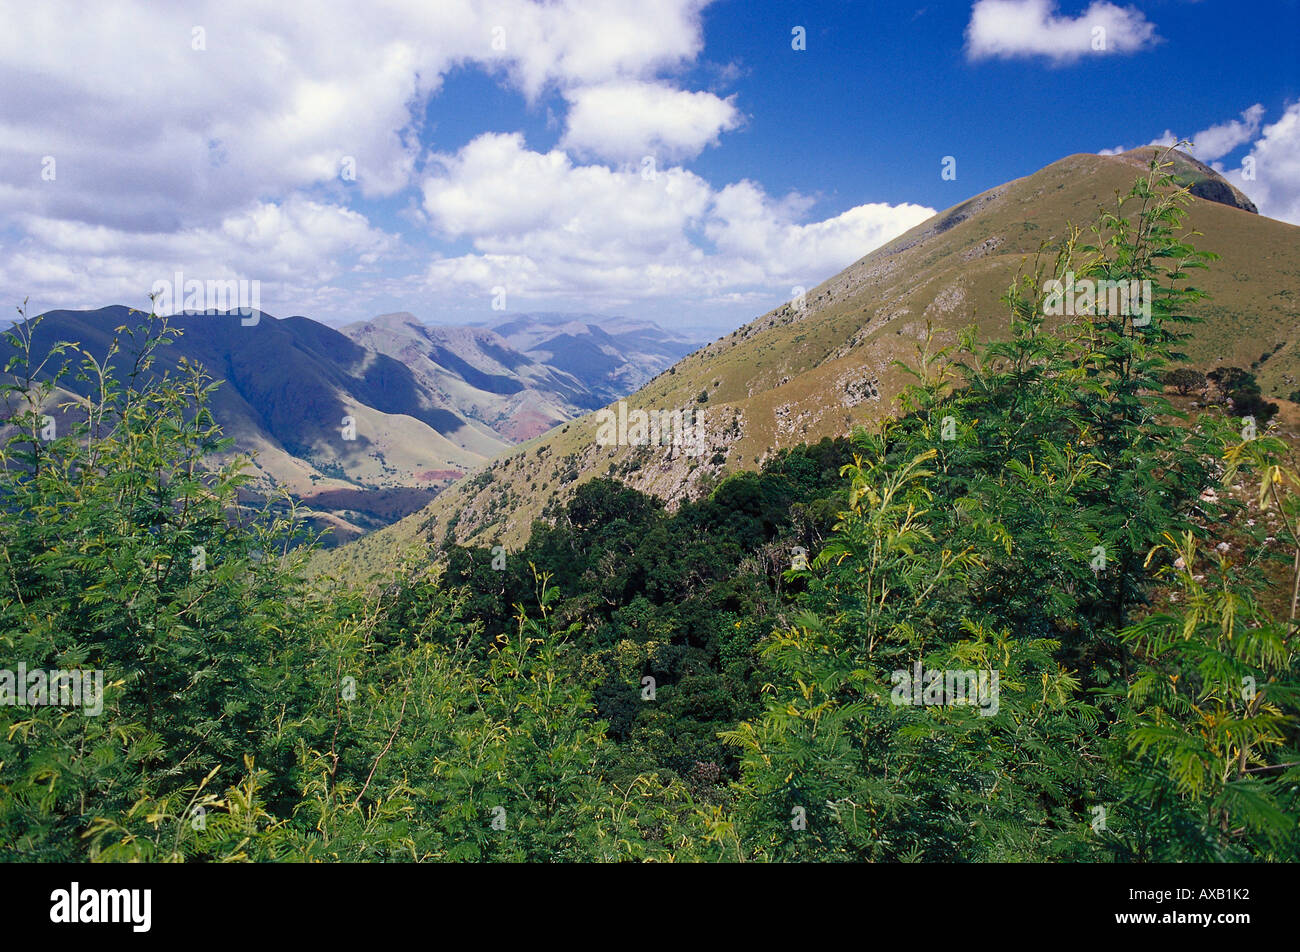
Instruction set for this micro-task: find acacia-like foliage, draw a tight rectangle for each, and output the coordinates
[716,148,1297,862]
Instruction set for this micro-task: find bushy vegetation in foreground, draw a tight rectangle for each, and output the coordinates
[2,155,1297,861]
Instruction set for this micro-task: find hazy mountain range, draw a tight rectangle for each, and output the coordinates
[7,308,699,543]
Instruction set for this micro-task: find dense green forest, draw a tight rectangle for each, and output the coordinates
[2,156,1297,861]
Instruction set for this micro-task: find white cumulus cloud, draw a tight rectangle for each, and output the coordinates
[1186,104,1266,161]
[0,0,724,318]
[1223,102,1300,225]
[1,198,393,317]
[966,0,1157,63]
[1131,106,1266,161]
[560,81,743,162]
[419,134,934,307]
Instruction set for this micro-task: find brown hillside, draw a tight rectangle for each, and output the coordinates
[316,149,1300,583]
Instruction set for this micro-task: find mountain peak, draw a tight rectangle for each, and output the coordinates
[365,311,424,330]
[1107,147,1258,214]
[320,145,1298,578]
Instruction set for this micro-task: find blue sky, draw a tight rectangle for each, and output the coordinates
[1,0,1297,336]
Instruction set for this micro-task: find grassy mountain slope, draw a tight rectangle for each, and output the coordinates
[316,148,1300,581]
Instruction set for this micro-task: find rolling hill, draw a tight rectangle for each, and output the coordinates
[317,147,1300,582]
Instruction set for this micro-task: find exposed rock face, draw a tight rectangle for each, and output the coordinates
[1186,175,1258,214]
[1175,153,1259,214]
[1118,148,1259,214]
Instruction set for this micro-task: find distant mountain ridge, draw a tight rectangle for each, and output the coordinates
[340,311,698,442]
[8,306,698,544]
